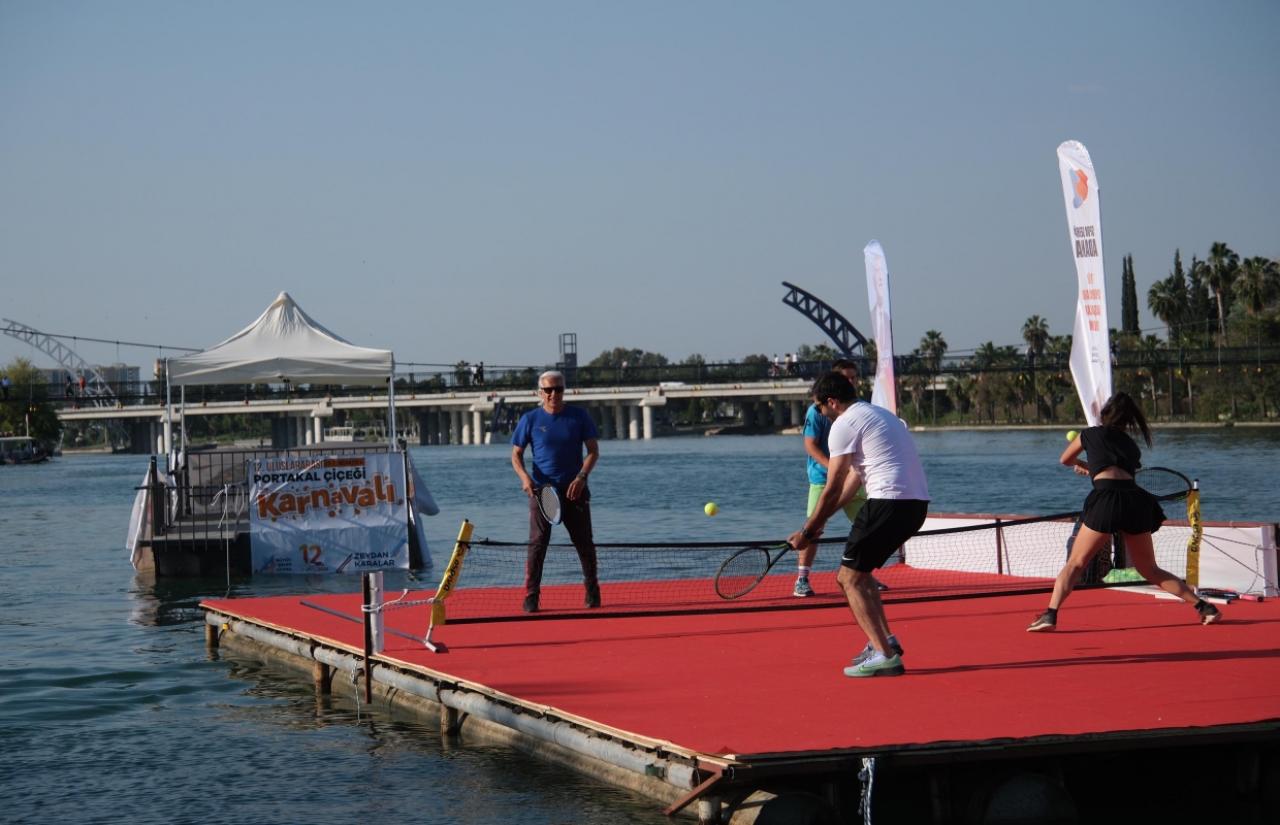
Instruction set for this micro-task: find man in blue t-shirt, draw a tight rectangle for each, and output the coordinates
[796,359,872,597]
[511,371,601,612]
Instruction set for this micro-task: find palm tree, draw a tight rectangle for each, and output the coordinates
[1206,241,1240,342]
[1234,256,1280,317]
[919,330,947,424]
[972,342,999,423]
[1022,316,1049,420]
[1147,276,1187,340]
[946,375,975,422]
[1136,335,1163,415]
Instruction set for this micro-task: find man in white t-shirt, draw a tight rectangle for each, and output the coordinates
[788,372,930,677]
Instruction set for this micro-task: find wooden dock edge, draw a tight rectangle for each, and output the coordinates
[202,609,816,824]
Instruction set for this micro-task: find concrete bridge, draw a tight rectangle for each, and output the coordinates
[58,379,818,453]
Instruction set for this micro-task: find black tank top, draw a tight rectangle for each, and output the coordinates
[1080,426,1142,477]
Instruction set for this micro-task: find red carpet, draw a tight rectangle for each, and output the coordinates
[204,586,1280,759]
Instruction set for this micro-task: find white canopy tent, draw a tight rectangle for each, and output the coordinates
[164,292,399,453]
[168,291,393,386]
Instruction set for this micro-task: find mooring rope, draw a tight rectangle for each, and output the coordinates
[212,483,246,596]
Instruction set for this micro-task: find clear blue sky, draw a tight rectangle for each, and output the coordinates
[2,0,1277,372]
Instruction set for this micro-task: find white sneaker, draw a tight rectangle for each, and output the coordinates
[844,652,905,678]
[793,578,815,598]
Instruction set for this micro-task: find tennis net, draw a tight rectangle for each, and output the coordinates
[410,511,1196,624]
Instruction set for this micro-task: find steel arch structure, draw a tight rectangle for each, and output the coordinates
[780,282,869,357]
[3,318,121,406]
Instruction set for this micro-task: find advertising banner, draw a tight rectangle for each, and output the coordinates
[864,240,898,414]
[1057,140,1112,425]
[249,453,409,574]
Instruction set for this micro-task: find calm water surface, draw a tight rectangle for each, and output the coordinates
[1,430,1276,823]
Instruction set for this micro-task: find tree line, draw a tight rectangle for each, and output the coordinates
[7,240,1277,446]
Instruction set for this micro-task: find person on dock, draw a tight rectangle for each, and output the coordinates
[1027,391,1220,632]
[795,358,873,598]
[789,372,930,677]
[511,370,601,613]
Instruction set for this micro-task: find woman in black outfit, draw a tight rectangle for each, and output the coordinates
[1028,392,1220,631]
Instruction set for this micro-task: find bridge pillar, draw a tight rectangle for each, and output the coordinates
[124,420,150,454]
[791,400,805,426]
[450,409,462,445]
[613,404,627,440]
[758,401,773,428]
[412,410,428,446]
[740,401,754,428]
[641,405,653,439]
[772,397,785,427]
[628,405,639,440]
[472,411,483,445]
[270,415,292,448]
[596,405,612,439]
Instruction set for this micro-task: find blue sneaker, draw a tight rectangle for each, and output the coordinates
[844,652,905,678]
[793,578,815,598]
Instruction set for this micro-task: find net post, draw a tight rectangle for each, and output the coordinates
[423,519,474,654]
[1185,480,1202,589]
[361,572,374,703]
[369,571,385,654]
[995,518,1004,576]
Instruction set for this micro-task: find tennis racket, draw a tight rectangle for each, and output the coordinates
[535,484,562,525]
[1135,466,1193,502]
[714,542,794,600]
[1199,587,1263,602]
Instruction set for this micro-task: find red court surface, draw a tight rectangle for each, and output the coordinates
[203,584,1280,760]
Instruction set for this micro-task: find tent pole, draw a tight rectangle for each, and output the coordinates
[387,359,398,452]
[164,360,172,459]
[180,385,187,456]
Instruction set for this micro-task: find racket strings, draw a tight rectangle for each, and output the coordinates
[537,486,562,522]
[1135,466,1193,501]
[715,548,770,599]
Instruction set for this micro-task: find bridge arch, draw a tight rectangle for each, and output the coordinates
[779,281,869,357]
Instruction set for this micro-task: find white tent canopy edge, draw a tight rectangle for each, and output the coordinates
[162,292,398,454]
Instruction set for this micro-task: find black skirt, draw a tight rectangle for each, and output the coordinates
[1081,479,1166,535]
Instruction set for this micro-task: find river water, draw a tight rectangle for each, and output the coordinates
[1,429,1277,824]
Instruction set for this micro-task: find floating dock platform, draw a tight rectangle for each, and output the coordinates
[202,575,1280,823]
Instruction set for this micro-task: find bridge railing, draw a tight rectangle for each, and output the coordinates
[36,345,1280,411]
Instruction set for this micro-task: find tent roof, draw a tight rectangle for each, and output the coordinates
[167,292,393,386]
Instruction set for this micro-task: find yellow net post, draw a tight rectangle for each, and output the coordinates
[424,519,473,653]
[1185,482,1201,589]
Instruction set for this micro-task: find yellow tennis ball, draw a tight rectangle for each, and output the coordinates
[1066,430,1079,441]
[704,502,719,516]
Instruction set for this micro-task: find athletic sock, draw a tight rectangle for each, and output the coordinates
[797,566,810,581]
[1044,608,1058,619]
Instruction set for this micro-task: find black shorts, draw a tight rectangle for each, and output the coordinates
[842,499,929,572]
[1081,479,1165,535]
